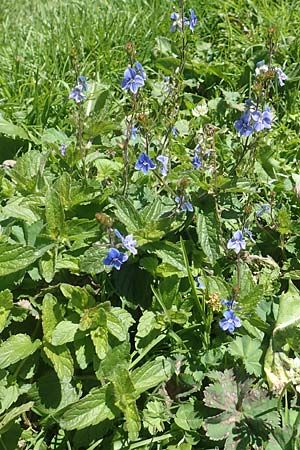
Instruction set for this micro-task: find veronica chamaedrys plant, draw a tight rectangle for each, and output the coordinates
[227,230,246,254]
[114,229,137,255]
[135,152,156,174]
[103,248,128,270]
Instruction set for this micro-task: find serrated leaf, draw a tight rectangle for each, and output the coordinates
[60,284,95,311]
[175,402,203,431]
[0,289,13,333]
[59,385,114,430]
[0,334,41,369]
[51,321,79,346]
[43,343,74,382]
[110,197,143,232]
[9,150,43,192]
[0,243,40,276]
[2,196,41,224]
[196,201,222,264]
[228,336,263,376]
[113,367,141,440]
[91,318,108,360]
[204,370,238,411]
[205,411,238,441]
[146,241,187,274]
[45,188,65,239]
[131,357,172,395]
[106,309,131,341]
[42,294,63,342]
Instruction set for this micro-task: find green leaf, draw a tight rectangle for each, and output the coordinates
[0,402,34,435]
[131,357,172,395]
[196,206,222,264]
[0,289,13,333]
[91,312,108,360]
[9,150,43,193]
[93,157,122,181]
[146,241,187,275]
[59,385,114,430]
[0,114,29,141]
[203,370,238,411]
[109,197,143,232]
[2,196,41,224]
[106,308,132,341]
[175,402,203,431]
[60,284,95,311]
[45,188,65,239]
[228,335,263,376]
[113,367,141,440]
[51,321,79,346]
[43,343,74,382]
[0,243,40,276]
[0,334,41,369]
[42,294,63,342]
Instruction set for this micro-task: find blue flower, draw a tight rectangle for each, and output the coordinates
[135,61,146,81]
[131,126,138,140]
[78,75,88,92]
[175,195,194,212]
[121,67,145,94]
[227,230,246,254]
[135,152,156,174]
[60,144,67,156]
[172,126,179,136]
[114,229,137,255]
[156,155,168,177]
[103,248,128,270]
[252,107,273,131]
[234,113,254,137]
[219,309,241,333]
[243,227,255,242]
[69,84,86,103]
[221,299,238,309]
[170,12,189,32]
[256,204,271,217]
[189,9,197,32]
[275,67,288,86]
[192,153,202,169]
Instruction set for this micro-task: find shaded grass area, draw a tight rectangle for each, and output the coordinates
[0,0,299,129]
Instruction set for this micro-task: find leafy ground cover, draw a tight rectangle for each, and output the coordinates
[0,0,299,448]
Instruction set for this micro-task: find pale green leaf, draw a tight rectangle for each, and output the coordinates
[131,357,172,395]
[42,294,63,342]
[0,289,13,333]
[59,385,114,430]
[0,243,40,276]
[0,402,34,435]
[0,334,41,369]
[51,321,79,346]
[43,343,74,382]
[45,188,65,239]
[228,335,263,376]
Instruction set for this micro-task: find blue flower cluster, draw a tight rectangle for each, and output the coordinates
[69,75,88,103]
[102,229,137,270]
[234,101,273,137]
[219,299,241,333]
[170,9,197,32]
